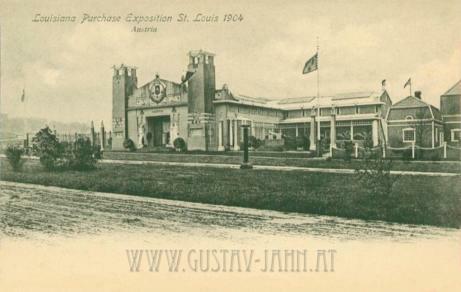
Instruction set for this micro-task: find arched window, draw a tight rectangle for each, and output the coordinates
[405,115,414,120]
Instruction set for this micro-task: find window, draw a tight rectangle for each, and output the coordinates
[402,128,415,142]
[435,128,438,143]
[451,129,461,142]
[405,115,414,120]
[355,106,360,114]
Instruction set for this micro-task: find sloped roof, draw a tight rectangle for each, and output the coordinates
[392,96,428,108]
[442,79,461,96]
[388,95,442,121]
[214,88,387,110]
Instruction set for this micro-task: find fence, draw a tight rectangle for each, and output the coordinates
[13,128,112,154]
[331,142,461,161]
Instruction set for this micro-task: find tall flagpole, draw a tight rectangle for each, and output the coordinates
[316,37,321,143]
[409,79,412,97]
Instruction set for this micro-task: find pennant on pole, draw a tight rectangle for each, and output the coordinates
[302,53,318,75]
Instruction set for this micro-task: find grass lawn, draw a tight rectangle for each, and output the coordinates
[1,158,460,228]
[104,151,461,173]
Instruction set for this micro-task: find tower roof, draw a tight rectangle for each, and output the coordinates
[188,50,215,57]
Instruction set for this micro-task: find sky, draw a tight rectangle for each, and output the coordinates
[0,0,460,130]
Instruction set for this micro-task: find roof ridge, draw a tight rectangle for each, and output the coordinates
[442,79,461,96]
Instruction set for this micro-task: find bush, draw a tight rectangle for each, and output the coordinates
[93,144,102,159]
[355,153,400,218]
[343,141,353,161]
[249,136,262,149]
[32,127,64,171]
[402,148,413,161]
[173,137,187,152]
[66,138,98,171]
[5,145,24,171]
[123,139,136,152]
[283,136,297,151]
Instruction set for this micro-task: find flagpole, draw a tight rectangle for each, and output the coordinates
[410,79,412,96]
[316,37,320,143]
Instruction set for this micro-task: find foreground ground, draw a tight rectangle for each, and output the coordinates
[1,159,460,227]
[1,181,460,292]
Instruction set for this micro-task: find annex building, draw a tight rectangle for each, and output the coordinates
[111,50,457,152]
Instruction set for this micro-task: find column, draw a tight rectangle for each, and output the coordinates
[431,121,435,148]
[309,117,316,151]
[350,123,354,141]
[234,119,240,151]
[218,121,224,151]
[372,120,379,146]
[330,114,336,148]
[229,119,234,148]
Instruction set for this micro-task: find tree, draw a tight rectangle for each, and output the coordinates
[5,145,24,171]
[32,127,64,170]
[67,137,97,170]
[355,144,400,217]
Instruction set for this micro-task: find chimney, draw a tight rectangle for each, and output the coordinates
[414,91,422,99]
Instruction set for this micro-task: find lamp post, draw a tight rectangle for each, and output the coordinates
[240,124,253,169]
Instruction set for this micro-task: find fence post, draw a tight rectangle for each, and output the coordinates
[411,142,415,159]
[382,143,386,159]
[443,141,447,159]
[90,121,96,146]
[354,143,358,159]
[100,121,106,151]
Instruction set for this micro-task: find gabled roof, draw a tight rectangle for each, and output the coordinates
[442,79,461,96]
[387,95,442,121]
[392,96,428,108]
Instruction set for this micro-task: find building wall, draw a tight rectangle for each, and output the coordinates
[441,94,461,145]
[387,122,443,147]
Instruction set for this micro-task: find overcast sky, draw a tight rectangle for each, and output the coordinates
[1,0,460,130]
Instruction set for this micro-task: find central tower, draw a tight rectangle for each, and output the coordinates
[186,50,217,151]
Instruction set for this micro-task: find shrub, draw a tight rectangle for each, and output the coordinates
[66,138,98,171]
[343,141,353,161]
[173,137,187,152]
[402,148,413,161]
[355,153,400,218]
[5,145,24,171]
[249,136,262,149]
[93,144,102,159]
[283,136,297,151]
[32,127,64,171]
[295,137,304,149]
[123,139,136,152]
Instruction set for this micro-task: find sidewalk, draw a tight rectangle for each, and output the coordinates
[100,159,460,177]
[1,154,458,177]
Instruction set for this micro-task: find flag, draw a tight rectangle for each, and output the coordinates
[404,78,411,88]
[302,53,318,75]
[20,89,25,102]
